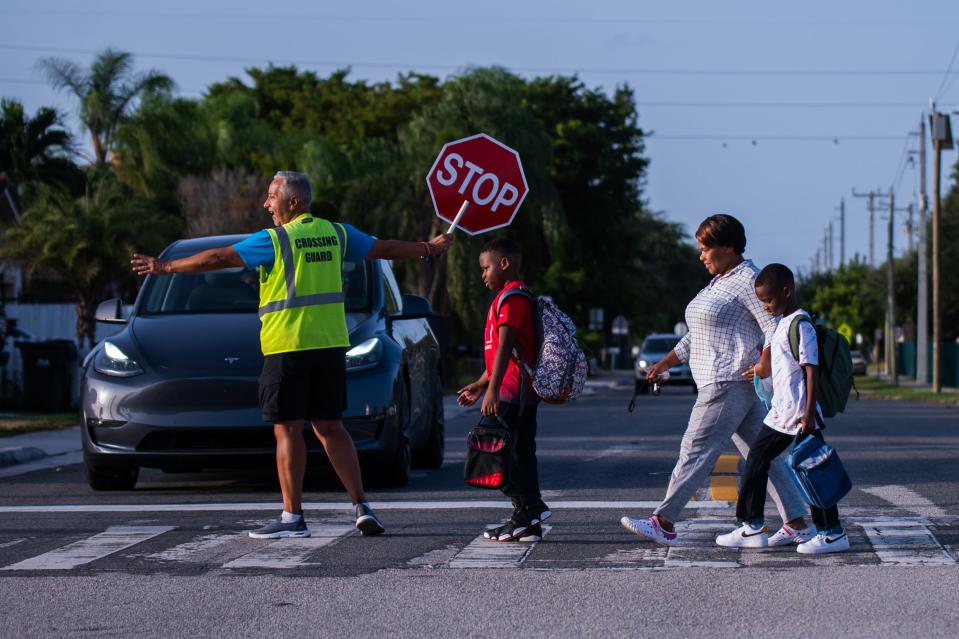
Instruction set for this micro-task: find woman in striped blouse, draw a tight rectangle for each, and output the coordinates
[620,214,811,547]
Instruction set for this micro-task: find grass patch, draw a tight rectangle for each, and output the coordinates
[853,376,959,407]
[0,412,79,437]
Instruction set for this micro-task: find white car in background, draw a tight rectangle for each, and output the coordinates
[633,333,696,394]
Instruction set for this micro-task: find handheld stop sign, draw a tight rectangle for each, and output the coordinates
[426,133,529,234]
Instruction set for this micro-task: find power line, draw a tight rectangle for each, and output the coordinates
[635,101,957,108]
[933,38,959,102]
[0,44,953,77]
[6,10,959,26]
[649,134,903,141]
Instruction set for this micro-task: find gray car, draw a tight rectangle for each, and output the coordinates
[81,235,444,491]
[633,333,696,394]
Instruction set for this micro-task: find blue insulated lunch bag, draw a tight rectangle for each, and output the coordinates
[787,435,852,509]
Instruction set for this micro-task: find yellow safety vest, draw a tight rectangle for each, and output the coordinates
[258,214,350,355]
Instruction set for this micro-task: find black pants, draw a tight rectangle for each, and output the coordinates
[480,402,541,505]
[738,425,840,531]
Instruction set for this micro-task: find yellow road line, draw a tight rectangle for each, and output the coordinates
[713,454,740,474]
[709,454,741,501]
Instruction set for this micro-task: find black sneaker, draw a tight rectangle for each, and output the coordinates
[525,499,552,525]
[518,523,543,543]
[248,516,310,539]
[354,502,385,536]
[484,508,535,542]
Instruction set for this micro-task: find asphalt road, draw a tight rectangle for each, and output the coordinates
[1,376,958,637]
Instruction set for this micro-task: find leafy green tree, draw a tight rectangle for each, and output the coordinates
[798,257,883,349]
[113,94,216,197]
[39,48,174,167]
[0,99,81,196]
[940,160,959,341]
[0,175,181,348]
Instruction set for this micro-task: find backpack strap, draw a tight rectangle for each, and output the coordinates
[494,287,537,413]
[787,314,815,362]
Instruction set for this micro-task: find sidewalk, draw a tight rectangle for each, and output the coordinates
[0,426,82,469]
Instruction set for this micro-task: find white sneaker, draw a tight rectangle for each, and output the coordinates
[797,530,850,554]
[769,524,817,547]
[715,523,769,548]
[620,515,679,546]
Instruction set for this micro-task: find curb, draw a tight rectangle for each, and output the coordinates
[0,446,49,468]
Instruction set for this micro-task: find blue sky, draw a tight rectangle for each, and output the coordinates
[3,0,959,274]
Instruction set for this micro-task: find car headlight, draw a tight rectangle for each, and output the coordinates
[638,359,649,369]
[93,341,144,377]
[345,338,382,371]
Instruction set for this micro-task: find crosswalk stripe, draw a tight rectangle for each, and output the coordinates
[0,538,27,549]
[665,519,740,568]
[140,533,237,562]
[857,519,956,566]
[0,500,733,514]
[861,485,948,518]
[221,525,354,569]
[448,525,552,568]
[1,526,175,571]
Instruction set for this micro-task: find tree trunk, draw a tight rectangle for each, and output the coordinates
[75,294,97,352]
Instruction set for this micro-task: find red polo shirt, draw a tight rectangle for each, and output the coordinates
[485,281,538,404]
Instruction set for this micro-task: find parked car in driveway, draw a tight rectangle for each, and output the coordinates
[850,349,867,375]
[81,235,444,491]
[634,333,696,393]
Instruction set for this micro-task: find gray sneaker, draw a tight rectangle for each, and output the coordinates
[354,502,385,536]
[248,516,310,539]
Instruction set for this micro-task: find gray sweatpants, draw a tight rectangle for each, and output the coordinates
[653,381,807,524]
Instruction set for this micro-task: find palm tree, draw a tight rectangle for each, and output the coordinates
[0,98,78,190]
[0,175,180,348]
[39,48,174,167]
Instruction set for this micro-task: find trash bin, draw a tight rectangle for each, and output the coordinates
[16,340,78,411]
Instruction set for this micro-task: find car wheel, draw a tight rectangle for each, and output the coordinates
[84,451,138,491]
[414,389,445,469]
[381,383,411,487]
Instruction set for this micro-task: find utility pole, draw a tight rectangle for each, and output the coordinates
[917,116,929,385]
[829,220,836,271]
[904,203,914,253]
[929,110,953,394]
[823,230,829,272]
[886,189,897,385]
[837,198,846,266]
[852,189,878,266]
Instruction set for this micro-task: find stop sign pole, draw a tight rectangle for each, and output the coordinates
[426,133,528,235]
[447,201,470,233]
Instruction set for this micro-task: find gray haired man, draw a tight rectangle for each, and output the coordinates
[133,171,452,538]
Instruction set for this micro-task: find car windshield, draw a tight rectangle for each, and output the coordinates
[642,337,679,353]
[140,261,370,315]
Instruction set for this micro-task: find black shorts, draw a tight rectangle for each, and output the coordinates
[258,348,347,422]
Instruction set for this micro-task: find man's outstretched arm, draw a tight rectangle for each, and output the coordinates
[131,247,244,276]
[366,234,453,261]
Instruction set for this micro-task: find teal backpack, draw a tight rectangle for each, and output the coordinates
[788,315,857,418]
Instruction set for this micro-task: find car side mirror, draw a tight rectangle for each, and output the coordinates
[95,298,127,324]
[394,294,432,320]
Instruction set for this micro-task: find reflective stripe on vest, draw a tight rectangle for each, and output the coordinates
[257,216,350,354]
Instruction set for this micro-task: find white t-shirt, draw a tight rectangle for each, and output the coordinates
[764,309,822,435]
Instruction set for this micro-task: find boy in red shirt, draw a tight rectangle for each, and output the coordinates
[458,238,550,542]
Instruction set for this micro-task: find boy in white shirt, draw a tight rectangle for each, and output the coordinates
[716,263,849,554]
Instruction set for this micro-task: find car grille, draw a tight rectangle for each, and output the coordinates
[137,428,279,452]
[135,418,383,452]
